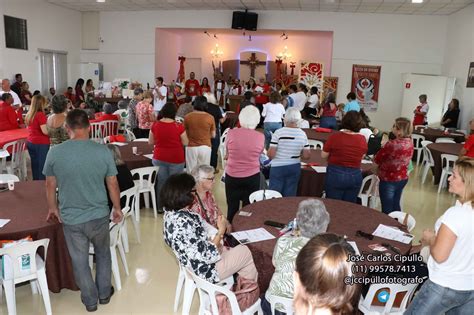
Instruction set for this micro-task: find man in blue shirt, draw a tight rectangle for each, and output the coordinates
[344,92,360,113]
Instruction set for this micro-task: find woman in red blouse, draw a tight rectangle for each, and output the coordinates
[318,93,337,129]
[136,90,156,138]
[0,93,19,131]
[25,95,50,180]
[374,117,414,214]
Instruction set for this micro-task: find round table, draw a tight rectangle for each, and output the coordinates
[298,149,375,197]
[413,128,465,143]
[303,128,338,143]
[118,142,154,170]
[0,181,78,292]
[233,197,412,292]
[0,128,29,148]
[427,143,463,184]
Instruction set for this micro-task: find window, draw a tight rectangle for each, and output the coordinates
[4,15,28,50]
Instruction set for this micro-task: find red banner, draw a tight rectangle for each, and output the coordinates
[351,64,381,112]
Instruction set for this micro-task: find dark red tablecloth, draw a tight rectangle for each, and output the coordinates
[233,197,412,292]
[303,128,338,144]
[0,181,78,293]
[118,142,154,170]
[0,128,29,148]
[298,149,375,197]
[427,143,463,184]
[413,128,465,143]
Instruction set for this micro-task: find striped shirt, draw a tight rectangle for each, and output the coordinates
[270,127,309,167]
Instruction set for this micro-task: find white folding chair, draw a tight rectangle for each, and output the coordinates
[130,166,159,220]
[388,211,416,232]
[219,128,230,170]
[0,174,20,184]
[249,189,282,203]
[267,293,294,315]
[0,239,52,315]
[358,175,378,207]
[308,139,324,150]
[89,221,128,291]
[90,122,103,144]
[187,269,261,315]
[411,134,425,165]
[114,109,128,133]
[101,120,119,138]
[358,283,418,314]
[435,137,455,143]
[124,128,136,141]
[120,186,141,253]
[1,140,27,180]
[438,154,458,193]
[420,141,434,184]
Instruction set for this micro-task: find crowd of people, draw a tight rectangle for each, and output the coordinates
[1,71,473,314]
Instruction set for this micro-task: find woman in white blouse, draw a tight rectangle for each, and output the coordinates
[262,92,286,149]
[405,157,474,314]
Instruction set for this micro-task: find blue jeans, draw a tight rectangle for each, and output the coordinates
[210,128,220,169]
[269,163,301,197]
[319,116,337,129]
[405,280,474,315]
[62,216,111,307]
[324,165,362,203]
[152,159,185,208]
[379,179,408,214]
[26,142,49,180]
[264,122,282,149]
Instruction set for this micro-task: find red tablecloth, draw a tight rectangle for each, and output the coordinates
[0,128,29,148]
[303,128,338,144]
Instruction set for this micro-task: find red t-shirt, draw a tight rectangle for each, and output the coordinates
[374,137,414,181]
[151,121,185,164]
[27,112,50,145]
[0,102,19,131]
[464,135,474,158]
[185,79,200,97]
[254,84,270,105]
[323,132,367,168]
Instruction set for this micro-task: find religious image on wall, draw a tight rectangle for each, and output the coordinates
[323,76,339,99]
[351,64,381,112]
[239,51,267,82]
[467,62,474,88]
[299,62,324,92]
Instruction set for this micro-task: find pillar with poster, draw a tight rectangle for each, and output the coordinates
[351,65,381,112]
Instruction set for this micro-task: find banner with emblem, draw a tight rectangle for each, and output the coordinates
[299,62,324,92]
[323,76,338,99]
[351,65,381,112]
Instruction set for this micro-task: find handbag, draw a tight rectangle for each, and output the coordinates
[216,276,260,314]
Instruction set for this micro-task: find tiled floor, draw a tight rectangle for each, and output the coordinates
[1,164,456,315]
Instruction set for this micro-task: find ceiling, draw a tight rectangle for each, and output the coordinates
[47,0,474,15]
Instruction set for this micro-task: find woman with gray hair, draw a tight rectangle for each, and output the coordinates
[188,165,231,232]
[224,105,264,222]
[262,199,330,315]
[46,94,70,146]
[105,144,134,210]
[268,107,311,197]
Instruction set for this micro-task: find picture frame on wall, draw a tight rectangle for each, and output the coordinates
[467,62,474,88]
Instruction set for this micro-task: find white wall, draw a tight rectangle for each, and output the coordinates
[442,4,474,131]
[0,0,82,92]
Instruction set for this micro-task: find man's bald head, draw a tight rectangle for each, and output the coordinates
[2,79,10,91]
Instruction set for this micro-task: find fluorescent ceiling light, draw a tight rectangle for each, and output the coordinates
[97,0,106,3]
[411,0,423,3]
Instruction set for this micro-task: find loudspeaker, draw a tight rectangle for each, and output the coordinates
[244,12,258,31]
[231,11,245,30]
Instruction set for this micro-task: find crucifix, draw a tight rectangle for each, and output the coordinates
[240,52,266,78]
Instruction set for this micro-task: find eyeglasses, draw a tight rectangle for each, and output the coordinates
[204,177,215,181]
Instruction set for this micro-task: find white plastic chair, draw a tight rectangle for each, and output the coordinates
[411,134,425,165]
[120,186,141,253]
[132,138,148,142]
[89,221,128,291]
[1,139,27,180]
[0,239,52,315]
[219,128,230,170]
[388,211,416,232]
[249,189,282,203]
[130,166,159,220]
[308,139,324,150]
[358,283,418,314]
[101,120,119,138]
[358,175,378,207]
[420,141,434,184]
[124,128,136,141]
[438,154,458,193]
[187,269,262,315]
[90,122,103,144]
[435,137,455,143]
[266,293,294,315]
[0,174,20,184]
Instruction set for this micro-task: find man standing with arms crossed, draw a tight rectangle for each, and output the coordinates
[43,109,123,312]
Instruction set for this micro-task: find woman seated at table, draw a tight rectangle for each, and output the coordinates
[0,93,19,131]
[293,233,358,315]
[374,118,414,214]
[105,144,134,210]
[262,199,330,315]
[225,105,264,222]
[322,111,368,203]
[97,103,120,122]
[405,157,474,314]
[162,173,258,284]
[189,165,231,232]
[268,108,311,197]
[460,118,474,158]
[136,90,155,138]
[441,98,460,129]
[47,95,70,147]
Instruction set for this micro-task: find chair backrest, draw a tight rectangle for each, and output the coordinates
[441,154,458,170]
[109,220,124,248]
[413,125,427,130]
[308,139,324,150]
[388,211,416,232]
[359,283,418,314]
[120,186,137,217]
[0,238,50,282]
[420,140,432,148]
[358,174,377,196]
[90,122,103,143]
[1,139,26,173]
[249,189,283,203]
[101,120,119,138]
[124,128,136,141]
[422,145,435,165]
[131,166,159,187]
[435,137,455,143]
[0,174,20,183]
[411,134,425,148]
[187,269,244,315]
[267,294,294,315]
